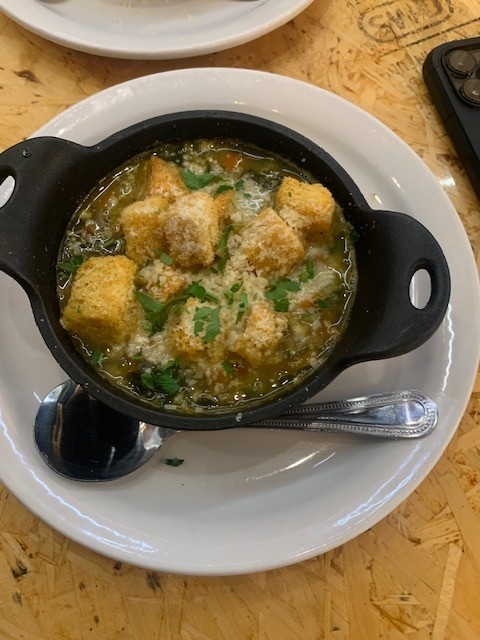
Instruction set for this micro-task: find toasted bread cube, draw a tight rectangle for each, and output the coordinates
[234,303,288,366]
[139,259,186,303]
[213,189,234,222]
[62,255,140,348]
[239,207,305,277]
[120,196,169,265]
[275,176,335,234]
[171,298,207,357]
[145,156,188,203]
[165,192,220,268]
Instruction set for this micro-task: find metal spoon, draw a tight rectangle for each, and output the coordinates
[34,380,437,482]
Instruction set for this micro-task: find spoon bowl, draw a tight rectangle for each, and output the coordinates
[35,380,177,481]
[34,381,438,481]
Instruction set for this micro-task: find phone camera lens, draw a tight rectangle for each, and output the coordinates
[446,50,476,76]
[460,78,480,106]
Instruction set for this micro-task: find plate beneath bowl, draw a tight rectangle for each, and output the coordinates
[0,0,314,59]
[0,68,478,576]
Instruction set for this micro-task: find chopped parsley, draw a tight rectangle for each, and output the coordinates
[298,259,315,283]
[181,170,221,190]
[205,309,221,343]
[264,278,301,312]
[193,306,221,343]
[224,282,242,306]
[58,255,84,274]
[236,290,249,323]
[135,290,186,333]
[215,184,234,195]
[222,361,234,375]
[156,251,174,265]
[102,237,119,250]
[136,281,219,334]
[211,224,236,275]
[315,298,333,309]
[90,347,103,366]
[165,458,184,467]
[273,298,290,312]
[140,360,181,396]
[234,178,245,190]
[186,281,218,303]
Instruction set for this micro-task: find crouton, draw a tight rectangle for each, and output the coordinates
[213,189,234,222]
[61,255,140,348]
[144,156,188,202]
[171,298,207,357]
[275,176,335,234]
[164,192,220,268]
[139,259,186,303]
[233,303,288,366]
[239,207,305,277]
[120,196,169,265]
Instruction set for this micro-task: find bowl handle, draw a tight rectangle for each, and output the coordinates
[0,136,86,289]
[346,210,451,362]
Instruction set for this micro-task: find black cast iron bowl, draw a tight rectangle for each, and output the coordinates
[0,110,450,430]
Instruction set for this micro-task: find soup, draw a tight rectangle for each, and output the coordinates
[57,139,357,413]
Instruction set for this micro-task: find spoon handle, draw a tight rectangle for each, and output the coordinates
[251,390,437,438]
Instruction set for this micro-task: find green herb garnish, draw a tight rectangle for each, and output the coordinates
[102,237,118,249]
[205,307,221,343]
[211,224,237,275]
[90,347,103,366]
[264,279,301,312]
[315,298,332,309]
[140,359,181,396]
[186,281,219,303]
[222,361,234,375]
[265,279,301,299]
[273,298,290,312]
[193,307,213,321]
[165,458,184,467]
[136,282,220,334]
[154,372,180,395]
[140,371,155,391]
[236,290,249,324]
[299,259,315,283]
[224,282,242,306]
[135,290,186,333]
[193,306,221,343]
[193,306,212,335]
[217,224,234,256]
[58,255,84,274]
[156,251,174,265]
[181,170,221,190]
[234,178,245,190]
[216,184,234,195]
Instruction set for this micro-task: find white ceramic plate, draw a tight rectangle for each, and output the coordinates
[0,69,478,576]
[0,0,314,59]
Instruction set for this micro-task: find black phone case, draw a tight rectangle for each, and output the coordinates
[423,37,480,200]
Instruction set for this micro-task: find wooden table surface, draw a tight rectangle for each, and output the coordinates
[1,1,480,638]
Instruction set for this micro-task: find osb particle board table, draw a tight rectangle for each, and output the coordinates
[1,1,480,638]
